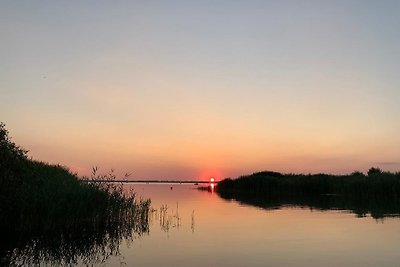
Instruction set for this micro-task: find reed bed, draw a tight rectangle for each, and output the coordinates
[215,170,400,218]
[0,122,151,265]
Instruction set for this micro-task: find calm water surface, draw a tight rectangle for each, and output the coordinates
[6,184,400,266]
[106,184,400,267]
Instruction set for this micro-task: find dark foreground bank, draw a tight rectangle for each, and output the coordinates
[0,123,150,265]
[209,170,400,219]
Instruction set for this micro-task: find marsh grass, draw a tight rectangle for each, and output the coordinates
[149,203,182,233]
[214,170,400,219]
[0,122,150,265]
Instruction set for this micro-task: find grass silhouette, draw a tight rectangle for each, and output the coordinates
[212,170,400,218]
[0,122,150,265]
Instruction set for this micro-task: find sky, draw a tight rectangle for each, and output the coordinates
[1,1,400,180]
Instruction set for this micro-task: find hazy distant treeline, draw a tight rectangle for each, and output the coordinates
[215,170,400,218]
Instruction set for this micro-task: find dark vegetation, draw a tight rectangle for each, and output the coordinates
[213,170,400,219]
[0,123,150,265]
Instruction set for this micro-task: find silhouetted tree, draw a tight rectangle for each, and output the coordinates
[0,122,27,166]
[368,167,382,176]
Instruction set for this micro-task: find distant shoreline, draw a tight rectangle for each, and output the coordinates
[86,180,218,184]
[203,169,400,219]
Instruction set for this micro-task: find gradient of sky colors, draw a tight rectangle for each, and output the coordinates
[1,1,400,180]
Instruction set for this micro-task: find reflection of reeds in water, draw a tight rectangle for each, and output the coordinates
[197,184,215,192]
[0,123,152,266]
[153,203,182,233]
[1,199,151,266]
[214,170,400,219]
[150,203,197,234]
[191,210,195,233]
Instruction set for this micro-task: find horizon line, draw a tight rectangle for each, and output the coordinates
[84,179,219,184]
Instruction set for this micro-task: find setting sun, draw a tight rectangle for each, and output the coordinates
[1,1,400,266]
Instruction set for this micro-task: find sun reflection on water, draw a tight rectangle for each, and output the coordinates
[210,183,215,192]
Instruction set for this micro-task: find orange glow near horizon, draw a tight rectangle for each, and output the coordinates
[2,1,400,180]
[198,170,224,182]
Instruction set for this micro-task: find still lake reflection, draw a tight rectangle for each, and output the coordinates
[5,183,400,266]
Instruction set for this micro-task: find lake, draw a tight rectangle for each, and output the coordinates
[4,183,400,266]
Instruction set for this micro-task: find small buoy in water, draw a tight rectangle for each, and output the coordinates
[170,186,173,190]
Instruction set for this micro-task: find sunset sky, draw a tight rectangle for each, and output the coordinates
[1,1,400,180]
